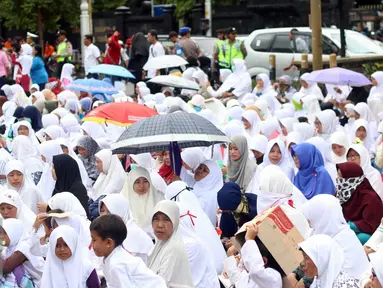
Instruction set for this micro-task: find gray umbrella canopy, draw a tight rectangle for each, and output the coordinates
[112,112,230,154]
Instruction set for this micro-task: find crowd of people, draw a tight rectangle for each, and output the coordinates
[0,26,382,288]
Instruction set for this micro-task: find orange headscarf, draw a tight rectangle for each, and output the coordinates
[42,89,57,101]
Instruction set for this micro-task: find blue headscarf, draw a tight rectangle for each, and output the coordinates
[291,143,335,199]
[80,97,92,113]
[217,182,258,238]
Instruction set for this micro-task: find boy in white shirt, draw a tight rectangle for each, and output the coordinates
[90,214,166,288]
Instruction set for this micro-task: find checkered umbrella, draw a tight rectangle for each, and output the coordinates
[112,112,230,154]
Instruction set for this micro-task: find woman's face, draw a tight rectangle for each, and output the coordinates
[301,80,308,89]
[44,133,52,141]
[356,126,367,141]
[242,117,251,130]
[347,149,361,166]
[256,78,264,88]
[55,237,72,261]
[133,177,150,195]
[314,118,323,134]
[332,144,346,157]
[51,165,57,181]
[288,143,296,153]
[354,111,361,120]
[17,125,29,136]
[7,170,23,189]
[152,212,174,241]
[229,143,241,161]
[293,153,300,168]
[372,77,378,86]
[0,203,17,219]
[280,124,288,137]
[60,145,69,155]
[99,202,110,216]
[163,151,171,166]
[194,164,210,181]
[268,143,282,165]
[96,157,103,174]
[78,146,88,158]
[252,150,263,159]
[301,251,318,278]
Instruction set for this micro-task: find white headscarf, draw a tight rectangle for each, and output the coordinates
[2,101,16,125]
[165,181,226,274]
[249,134,268,154]
[148,200,194,288]
[41,225,94,288]
[369,249,383,285]
[242,110,261,138]
[60,114,81,133]
[177,203,220,288]
[192,70,208,87]
[353,102,377,138]
[254,99,270,119]
[316,109,339,140]
[120,167,164,229]
[227,106,244,122]
[153,93,166,105]
[60,63,75,83]
[13,120,39,146]
[279,117,298,135]
[348,144,383,199]
[299,234,344,288]
[219,69,232,82]
[330,131,349,164]
[92,149,125,200]
[42,114,60,129]
[100,194,154,256]
[241,93,258,106]
[260,118,282,139]
[181,148,206,172]
[293,122,315,141]
[253,73,272,95]
[5,160,41,213]
[370,71,383,99]
[48,192,87,218]
[44,125,66,140]
[299,73,324,101]
[301,95,321,123]
[223,120,246,139]
[81,121,107,140]
[301,194,370,279]
[57,90,77,106]
[37,140,62,201]
[64,99,80,114]
[192,160,223,226]
[351,119,374,152]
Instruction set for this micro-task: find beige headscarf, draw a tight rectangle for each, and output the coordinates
[42,89,57,101]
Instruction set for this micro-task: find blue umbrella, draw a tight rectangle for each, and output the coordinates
[88,64,136,79]
[64,78,119,95]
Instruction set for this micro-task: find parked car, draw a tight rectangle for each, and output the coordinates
[244,27,383,79]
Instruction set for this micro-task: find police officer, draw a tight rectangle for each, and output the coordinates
[54,30,73,77]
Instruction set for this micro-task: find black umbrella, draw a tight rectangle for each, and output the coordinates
[112,112,230,155]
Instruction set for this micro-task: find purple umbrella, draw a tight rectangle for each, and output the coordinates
[305,67,371,87]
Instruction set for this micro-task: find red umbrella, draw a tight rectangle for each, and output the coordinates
[82,102,158,126]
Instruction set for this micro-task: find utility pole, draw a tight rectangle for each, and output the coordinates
[310,0,323,70]
[205,0,212,36]
[80,0,90,66]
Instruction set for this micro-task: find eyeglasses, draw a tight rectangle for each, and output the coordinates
[170,187,193,201]
[347,154,360,160]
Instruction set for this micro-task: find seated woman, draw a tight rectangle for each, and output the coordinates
[148,200,194,288]
[179,148,206,187]
[192,160,223,226]
[41,225,100,288]
[331,131,350,164]
[336,162,383,245]
[5,159,42,214]
[217,182,257,239]
[346,144,383,200]
[158,151,174,185]
[291,143,335,199]
[99,194,154,264]
[252,73,272,96]
[0,218,45,287]
[227,135,257,192]
[121,167,164,236]
[301,194,370,279]
[298,234,359,287]
[314,109,339,141]
[76,135,100,185]
[242,110,261,138]
[249,134,268,165]
[351,119,375,156]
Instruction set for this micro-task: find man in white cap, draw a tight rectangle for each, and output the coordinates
[26,32,38,47]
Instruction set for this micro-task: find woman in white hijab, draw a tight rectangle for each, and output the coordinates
[165,181,226,274]
[120,167,164,234]
[227,106,244,122]
[42,114,59,129]
[249,134,269,165]
[41,225,96,288]
[351,119,375,155]
[5,160,42,213]
[57,90,77,107]
[347,144,383,199]
[37,140,62,201]
[48,192,88,219]
[179,147,207,187]
[60,114,82,144]
[306,136,337,185]
[260,118,283,140]
[298,234,359,288]
[60,63,75,86]
[252,73,272,96]
[252,138,295,191]
[293,122,315,141]
[301,194,370,280]
[148,200,194,288]
[315,109,340,141]
[92,149,125,201]
[0,189,37,232]
[242,110,261,138]
[11,135,45,184]
[44,125,66,141]
[207,59,252,102]
[99,194,154,263]
[192,160,223,226]
[353,102,378,139]
[369,71,383,100]
[81,121,108,141]
[257,165,309,235]
[301,95,321,123]
[228,134,257,192]
[1,218,45,287]
[254,99,270,119]
[177,203,220,288]
[279,117,298,137]
[299,73,324,101]
[13,120,39,146]
[331,131,350,164]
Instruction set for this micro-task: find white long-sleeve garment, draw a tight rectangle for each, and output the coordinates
[241,240,282,288]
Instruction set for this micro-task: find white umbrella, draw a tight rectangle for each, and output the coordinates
[148,75,199,91]
[143,55,188,70]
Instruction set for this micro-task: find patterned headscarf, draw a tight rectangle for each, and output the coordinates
[77,135,100,182]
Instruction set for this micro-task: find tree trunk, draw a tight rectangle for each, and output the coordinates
[37,8,44,55]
